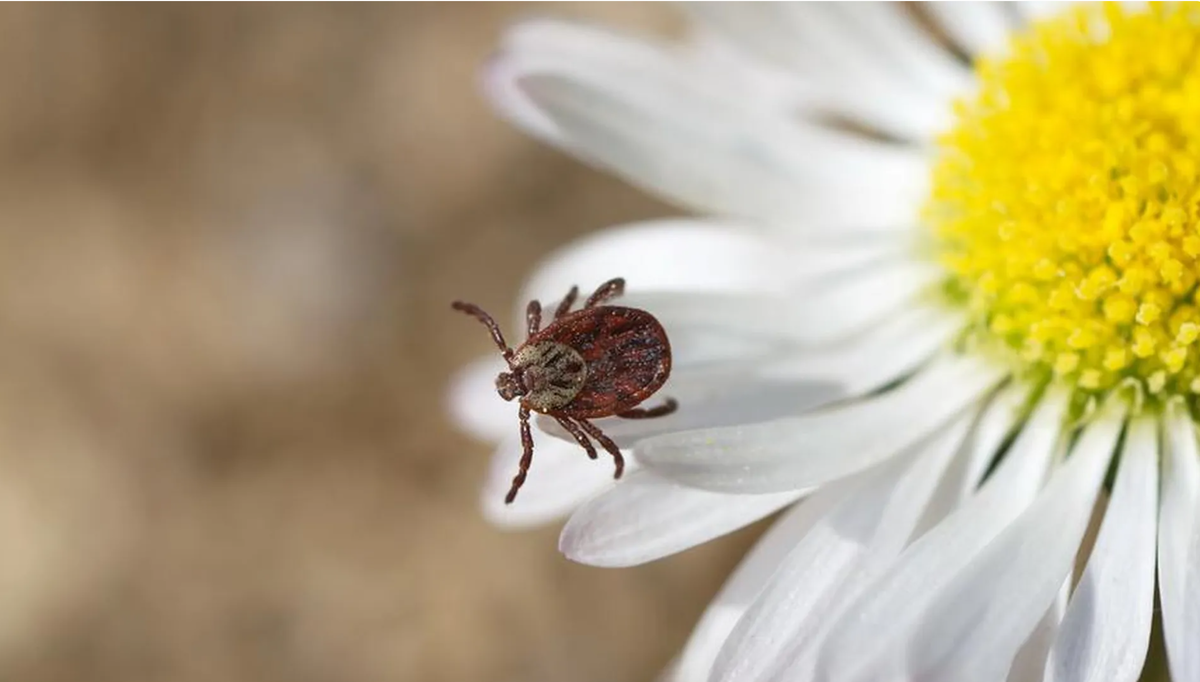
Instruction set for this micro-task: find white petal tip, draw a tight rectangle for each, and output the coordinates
[479,53,562,144]
[558,511,607,564]
[557,529,629,568]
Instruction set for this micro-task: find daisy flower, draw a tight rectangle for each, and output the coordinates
[449,3,1200,681]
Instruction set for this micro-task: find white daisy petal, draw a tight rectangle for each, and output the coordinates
[895,401,1125,682]
[505,65,929,231]
[1159,400,1200,682]
[500,19,675,81]
[758,303,960,394]
[446,355,511,442]
[835,2,974,98]
[1186,466,1200,682]
[662,492,848,682]
[713,411,974,682]
[1045,417,1157,682]
[615,263,943,360]
[577,291,797,369]
[811,387,1069,682]
[783,261,942,345]
[642,234,913,293]
[957,383,1028,500]
[685,2,953,140]
[926,2,1019,58]
[538,303,959,448]
[486,18,705,146]
[480,433,628,529]
[539,376,845,449]
[664,335,788,371]
[683,26,819,115]
[917,384,1028,538]
[637,354,1003,494]
[778,237,914,286]
[612,268,948,356]
[492,18,815,144]
[559,470,804,568]
[519,219,783,313]
[549,296,792,374]
[605,291,813,352]
[1008,579,1070,682]
[484,47,563,146]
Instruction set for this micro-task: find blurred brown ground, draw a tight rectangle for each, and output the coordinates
[0,5,761,682]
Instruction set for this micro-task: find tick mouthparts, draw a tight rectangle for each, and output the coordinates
[495,371,522,401]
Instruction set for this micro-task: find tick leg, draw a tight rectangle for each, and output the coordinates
[506,406,535,504]
[576,418,624,479]
[617,397,678,420]
[526,300,542,336]
[555,416,597,460]
[554,285,579,319]
[585,277,625,308]
[451,301,513,362]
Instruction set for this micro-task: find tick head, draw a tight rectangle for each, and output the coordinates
[495,370,525,402]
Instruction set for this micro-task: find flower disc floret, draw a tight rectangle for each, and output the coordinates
[929,4,1200,402]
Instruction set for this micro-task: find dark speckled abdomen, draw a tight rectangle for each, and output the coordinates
[525,306,671,419]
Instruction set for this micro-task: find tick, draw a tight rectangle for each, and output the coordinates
[452,277,678,503]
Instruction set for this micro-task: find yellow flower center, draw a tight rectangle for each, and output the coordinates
[929,3,1200,402]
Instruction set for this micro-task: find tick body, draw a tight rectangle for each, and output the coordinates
[453,277,677,503]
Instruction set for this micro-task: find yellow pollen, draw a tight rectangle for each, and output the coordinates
[1136,302,1163,326]
[929,4,1200,399]
[1178,321,1200,345]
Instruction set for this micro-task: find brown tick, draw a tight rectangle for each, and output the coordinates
[453,277,677,503]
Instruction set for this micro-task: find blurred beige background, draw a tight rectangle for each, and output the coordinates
[0,5,762,682]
